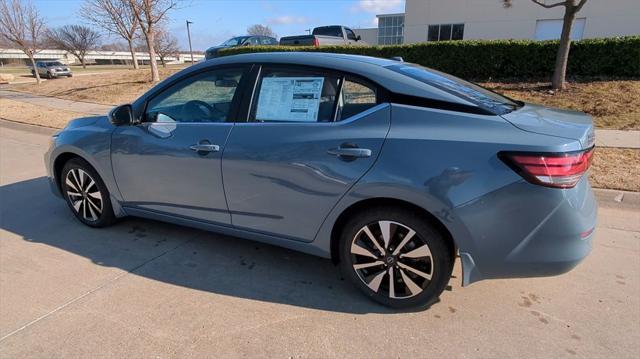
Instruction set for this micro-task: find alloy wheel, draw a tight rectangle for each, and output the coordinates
[65,168,103,221]
[350,220,434,299]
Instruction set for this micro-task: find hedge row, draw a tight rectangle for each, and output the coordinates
[218,36,640,81]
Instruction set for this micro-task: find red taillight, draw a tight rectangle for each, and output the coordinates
[313,38,320,47]
[500,147,594,188]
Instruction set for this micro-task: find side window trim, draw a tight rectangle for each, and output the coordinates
[141,64,252,124]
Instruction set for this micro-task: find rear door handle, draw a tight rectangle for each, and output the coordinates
[189,143,220,153]
[327,147,372,159]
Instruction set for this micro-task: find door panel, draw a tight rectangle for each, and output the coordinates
[110,66,247,225]
[111,123,233,224]
[222,104,390,241]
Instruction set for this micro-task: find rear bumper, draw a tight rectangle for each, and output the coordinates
[455,177,597,285]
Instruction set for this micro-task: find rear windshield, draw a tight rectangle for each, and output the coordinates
[387,63,522,115]
[312,26,343,37]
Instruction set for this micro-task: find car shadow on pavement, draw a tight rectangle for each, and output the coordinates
[1,177,433,314]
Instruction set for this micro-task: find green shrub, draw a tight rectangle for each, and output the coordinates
[218,36,640,81]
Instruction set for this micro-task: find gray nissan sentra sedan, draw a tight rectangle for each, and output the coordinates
[45,52,597,308]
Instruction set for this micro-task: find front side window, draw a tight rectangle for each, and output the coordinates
[346,29,357,41]
[146,68,244,123]
[251,68,340,123]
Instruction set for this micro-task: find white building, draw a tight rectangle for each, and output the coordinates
[355,0,640,45]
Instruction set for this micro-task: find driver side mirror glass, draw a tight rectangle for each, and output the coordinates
[356,35,362,41]
[109,104,134,126]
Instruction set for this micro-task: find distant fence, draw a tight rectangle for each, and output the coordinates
[0,48,205,66]
[218,36,640,80]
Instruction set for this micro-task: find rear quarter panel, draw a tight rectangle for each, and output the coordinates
[313,104,584,273]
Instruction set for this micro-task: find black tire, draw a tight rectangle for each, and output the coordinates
[31,70,36,77]
[61,158,115,228]
[46,71,53,79]
[339,206,453,309]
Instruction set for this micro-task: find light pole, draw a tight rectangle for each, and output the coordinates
[186,20,194,64]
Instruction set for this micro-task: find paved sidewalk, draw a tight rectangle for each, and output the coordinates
[0,89,113,116]
[595,129,640,149]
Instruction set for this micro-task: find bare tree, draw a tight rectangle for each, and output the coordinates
[247,24,277,38]
[46,25,100,68]
[503,0,588,90]
[81,0,140,69]
[0,0,45,84]
[128,0,179,82]
[154,28,179,67]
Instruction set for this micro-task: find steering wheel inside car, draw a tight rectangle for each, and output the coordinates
[181,100,226,122]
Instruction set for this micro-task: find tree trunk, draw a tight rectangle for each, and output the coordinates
[552,4,577,90]
[127,39,139,70]
[145,30,160,82]
[28,55,41,84]
[81,57,86,69]
[160,56,166,68]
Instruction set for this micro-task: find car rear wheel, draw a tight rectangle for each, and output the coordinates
[61,158,115,227]
[46,71,54,79]
[339,207,453,308]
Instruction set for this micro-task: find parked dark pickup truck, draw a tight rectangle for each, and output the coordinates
[279,25,368,47]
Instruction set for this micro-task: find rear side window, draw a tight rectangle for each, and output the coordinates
[338,78,377,120]
[387,63,521,115]
[313,26,343,37]
[251,68,340,123]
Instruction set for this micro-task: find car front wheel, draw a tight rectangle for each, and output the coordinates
[61,158,115,227]
[339,207,453,309]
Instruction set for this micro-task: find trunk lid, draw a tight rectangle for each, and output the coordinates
[501,103,595,149]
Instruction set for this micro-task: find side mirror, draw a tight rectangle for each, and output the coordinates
[109,104,133,126]
[356,35,362,41]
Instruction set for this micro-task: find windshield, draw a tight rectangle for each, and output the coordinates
[387,63,522,115]
[46,61,64,67]
[220,36,249,46]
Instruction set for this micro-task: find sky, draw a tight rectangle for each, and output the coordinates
[32,0,405,50]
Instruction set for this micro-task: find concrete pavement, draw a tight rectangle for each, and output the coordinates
[595,129,640,149]
[0,89,113,116]
[1,124,639,358]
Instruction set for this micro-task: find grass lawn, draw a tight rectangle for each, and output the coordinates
[590,148,640,192]
[481,80,640,130]
[7,67,183,105]
[0,63,187,76]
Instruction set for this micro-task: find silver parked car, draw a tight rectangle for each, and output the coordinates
[32,61,73,79]
[45,52,597,309]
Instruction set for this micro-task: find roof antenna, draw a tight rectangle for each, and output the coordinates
[390,56,404,62]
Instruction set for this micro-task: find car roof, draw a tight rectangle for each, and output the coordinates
[195,52,474,105]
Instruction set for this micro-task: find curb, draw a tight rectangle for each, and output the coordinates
[593,188,640,210]
[0,118,59,135]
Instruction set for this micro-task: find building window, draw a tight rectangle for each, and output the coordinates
[377,14,404,45]
[428,24,464,41]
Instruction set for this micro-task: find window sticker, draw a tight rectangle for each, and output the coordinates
[256,77,325,122]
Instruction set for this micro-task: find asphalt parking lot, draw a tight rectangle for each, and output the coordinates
[1,122,639,358]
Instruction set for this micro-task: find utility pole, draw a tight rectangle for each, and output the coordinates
[186,20,194,64]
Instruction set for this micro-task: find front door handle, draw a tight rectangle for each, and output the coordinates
[189,143,220,154]
[327,146,372,159]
